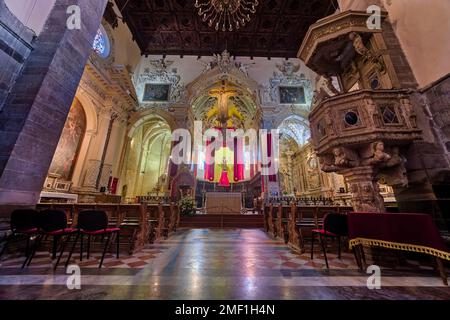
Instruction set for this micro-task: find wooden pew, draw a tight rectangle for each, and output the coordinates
[263,205,270,233]
[275,204,290,244]
[288,203,302,251]
[169,203,179,233]
[147,204,160,243]
[267,204,276,238]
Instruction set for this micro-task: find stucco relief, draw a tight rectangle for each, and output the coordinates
[260,61,313,109]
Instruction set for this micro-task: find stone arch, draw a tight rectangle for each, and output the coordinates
[128,108,177,137]
[68,93,99,187]
[119,115,173,199]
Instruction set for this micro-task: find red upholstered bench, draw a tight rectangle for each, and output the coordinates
[348,212,450,285]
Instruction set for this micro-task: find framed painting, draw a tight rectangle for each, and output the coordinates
[143,83,171,102]
[279,86,306,104]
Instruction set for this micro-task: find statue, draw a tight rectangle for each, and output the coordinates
[276,61,301,77]
[370,141,391,165]
[349,32,386,73]
[373,146,408,187]
[349,32,374,61]
[312,75,341,108]
[334,147,353,168]
[320,157,338,173]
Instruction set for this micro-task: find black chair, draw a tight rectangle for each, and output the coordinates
[24,210,77,268]
[0,209,39,262]
[311,213,348,268]
[61,210,120,269]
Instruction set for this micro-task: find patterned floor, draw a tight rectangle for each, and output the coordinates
[0,228,449,299]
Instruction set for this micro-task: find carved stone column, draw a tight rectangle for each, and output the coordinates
[341,166,385,212]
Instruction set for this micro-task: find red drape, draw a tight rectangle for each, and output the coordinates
[233,134,244,182]
[205,137,215,181]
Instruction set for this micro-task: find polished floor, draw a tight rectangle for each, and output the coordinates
[0,229,449,300]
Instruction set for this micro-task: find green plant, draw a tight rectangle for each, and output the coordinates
[179,196,196,216]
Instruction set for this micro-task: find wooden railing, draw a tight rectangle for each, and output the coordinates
[263,204,353,252]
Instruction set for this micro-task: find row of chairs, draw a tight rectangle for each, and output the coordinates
[0,209,119,269]
[264,204,351,268]
[0,204,181,269]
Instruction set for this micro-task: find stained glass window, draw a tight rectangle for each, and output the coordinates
[92,25,110,58]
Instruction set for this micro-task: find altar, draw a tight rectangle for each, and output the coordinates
[205,192,242,214]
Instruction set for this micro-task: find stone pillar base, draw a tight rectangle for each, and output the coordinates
[341,166,386,213]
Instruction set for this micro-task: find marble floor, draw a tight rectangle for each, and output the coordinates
[0,228,449,300]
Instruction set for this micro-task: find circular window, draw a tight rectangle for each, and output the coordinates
[370,77,380,90]
[92,25,111,58]
[344,111,359,126]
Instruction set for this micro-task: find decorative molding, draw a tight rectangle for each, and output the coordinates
[260,61,313,109]
[134,58,186,109]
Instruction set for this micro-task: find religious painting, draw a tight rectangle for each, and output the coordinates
[143,83,171,102]
[279,86,306,104]
[48,99,86,181]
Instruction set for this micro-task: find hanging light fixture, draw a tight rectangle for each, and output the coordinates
[194,0,259,32]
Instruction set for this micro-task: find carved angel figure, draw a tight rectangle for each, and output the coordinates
[312,75,340,108]
[276,61,300,77]
[197,59,213,73]
[372,141,391,164]
[319,157,338,173]
[334,147,351,167]
[349,32,373,60]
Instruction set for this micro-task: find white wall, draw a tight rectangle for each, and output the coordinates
[4,0,56,35]
[382,0,450,87]
[338,0,450,87]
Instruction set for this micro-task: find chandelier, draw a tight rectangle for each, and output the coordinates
[194,0,259,32]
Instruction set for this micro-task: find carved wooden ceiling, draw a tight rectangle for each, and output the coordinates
[115,0,338,58]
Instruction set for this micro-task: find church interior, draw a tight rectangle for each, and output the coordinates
[0,0,449,300]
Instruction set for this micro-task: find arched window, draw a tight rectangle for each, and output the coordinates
[92,25,110,58]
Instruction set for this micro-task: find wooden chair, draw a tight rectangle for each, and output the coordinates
[311,213,349,268]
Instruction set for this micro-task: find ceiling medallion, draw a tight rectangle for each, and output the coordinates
[194,0,259,32]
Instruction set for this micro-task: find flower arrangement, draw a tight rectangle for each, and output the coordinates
[179,196,196,216]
